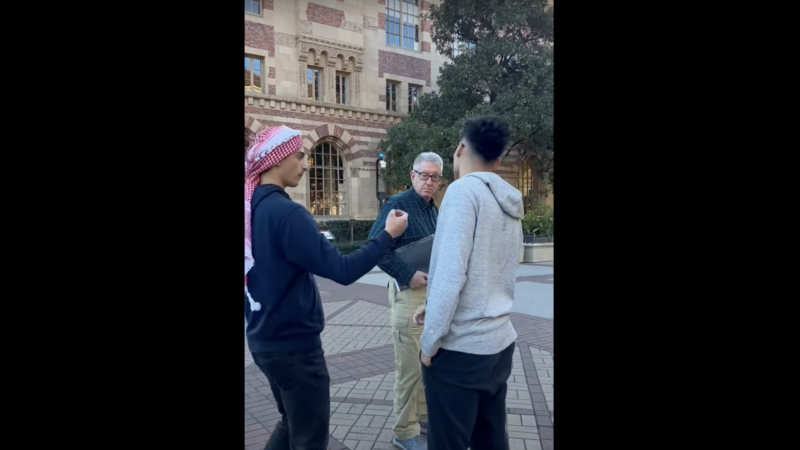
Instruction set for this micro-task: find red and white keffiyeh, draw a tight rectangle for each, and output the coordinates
[244,126,303,283]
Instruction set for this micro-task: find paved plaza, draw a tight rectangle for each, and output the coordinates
[245,263,554,450]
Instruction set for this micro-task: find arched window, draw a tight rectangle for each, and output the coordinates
[519,158,540,214]
[308,142,347,216]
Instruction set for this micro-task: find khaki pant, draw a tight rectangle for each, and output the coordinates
[388,280,428,440]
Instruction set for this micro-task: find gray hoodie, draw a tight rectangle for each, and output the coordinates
[421,172,523,357]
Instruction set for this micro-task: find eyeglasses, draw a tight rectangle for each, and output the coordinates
[414,170,441,182]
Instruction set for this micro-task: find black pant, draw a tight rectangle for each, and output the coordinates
[252,348,330,450]
[421,342,515,450]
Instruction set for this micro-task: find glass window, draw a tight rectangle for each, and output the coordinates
[386,0,419,50]
[519,158,541,214]
[336,73,349,105]
[408,85,420,113]
[453,37,475,57]
[307,67,322,101]
[245,0,261,15]
[245,55,263,93]
[386,82,398,112]
[308,143,347,216]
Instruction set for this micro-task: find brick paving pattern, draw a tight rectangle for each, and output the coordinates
[245,271,554,450]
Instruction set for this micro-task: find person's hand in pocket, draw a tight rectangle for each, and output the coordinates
[420,352,432,367]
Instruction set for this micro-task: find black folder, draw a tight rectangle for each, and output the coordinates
[392,234,435,291]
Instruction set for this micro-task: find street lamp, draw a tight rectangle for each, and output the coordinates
[376,153,387,209]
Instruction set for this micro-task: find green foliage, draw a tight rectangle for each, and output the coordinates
[332,240,370,255]
[380,0,554,191]
[521,204,554,236]
[379,118,460,191]
[316,220,376,241]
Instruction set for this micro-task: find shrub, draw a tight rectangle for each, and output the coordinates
[521,204,554,236]
[316,219,377,241]
[332,240,370,254]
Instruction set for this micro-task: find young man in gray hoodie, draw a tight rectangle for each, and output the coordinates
[417,116,523,450]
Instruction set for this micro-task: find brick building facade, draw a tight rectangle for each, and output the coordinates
[245,0,552,220]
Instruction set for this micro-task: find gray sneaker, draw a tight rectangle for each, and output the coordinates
[419,421,427,434]
[392,436,427,450]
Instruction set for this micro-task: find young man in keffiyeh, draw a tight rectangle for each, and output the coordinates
[244,126,409,449]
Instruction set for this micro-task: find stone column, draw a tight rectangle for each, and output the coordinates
[399,81,409,115]
[326,58,337,103]
[353,71,362,107]
[297,61,307,99]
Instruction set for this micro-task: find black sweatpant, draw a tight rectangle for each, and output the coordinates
[252,347,331,450]
[421,342,515,450]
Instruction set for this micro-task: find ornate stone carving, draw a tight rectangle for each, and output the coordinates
[297,36,365,73]
[299,42,325,65]
[363,16,378,31]
[298,36,363,52]
[342,21,363,33]
[276,32,296,47]
[327,70,336,103]
[299,20,312,34]
[350,167,359,177]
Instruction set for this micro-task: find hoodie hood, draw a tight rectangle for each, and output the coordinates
[252,184,290,206]
[464,172,524,219]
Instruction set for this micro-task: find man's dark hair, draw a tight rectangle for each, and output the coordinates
[461,115,513,164]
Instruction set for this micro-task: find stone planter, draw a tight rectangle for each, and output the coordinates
[522,243,554,263]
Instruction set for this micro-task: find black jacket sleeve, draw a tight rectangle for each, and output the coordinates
[283,207,394,285]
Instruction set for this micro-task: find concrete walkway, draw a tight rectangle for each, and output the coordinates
[245,263,554,450]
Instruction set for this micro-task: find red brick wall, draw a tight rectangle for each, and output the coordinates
[379,50,432,86]
[245,21,275,57]
[421,19,431,33]
[268,67,275,78]
[306,3,345,28]
[379,0,385,4]
[422,41,431,53]
[263,0,274,10]
[378,13,385,30]
[421,1,430,11]
[379,94,386,103]
[268,84,276,95]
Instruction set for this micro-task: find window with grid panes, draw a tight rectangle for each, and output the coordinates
[452,37,475,57]
[245,56,263,93]
[308,143,347,216]
[386,82,399,112]
[386,0,420,51]
[245,0,260,15]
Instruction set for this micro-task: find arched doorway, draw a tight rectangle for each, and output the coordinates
[308,142,348,216]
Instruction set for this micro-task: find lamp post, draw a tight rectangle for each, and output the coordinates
[376,153,387,210]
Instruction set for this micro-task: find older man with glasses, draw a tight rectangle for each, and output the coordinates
[368,152,443,450]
